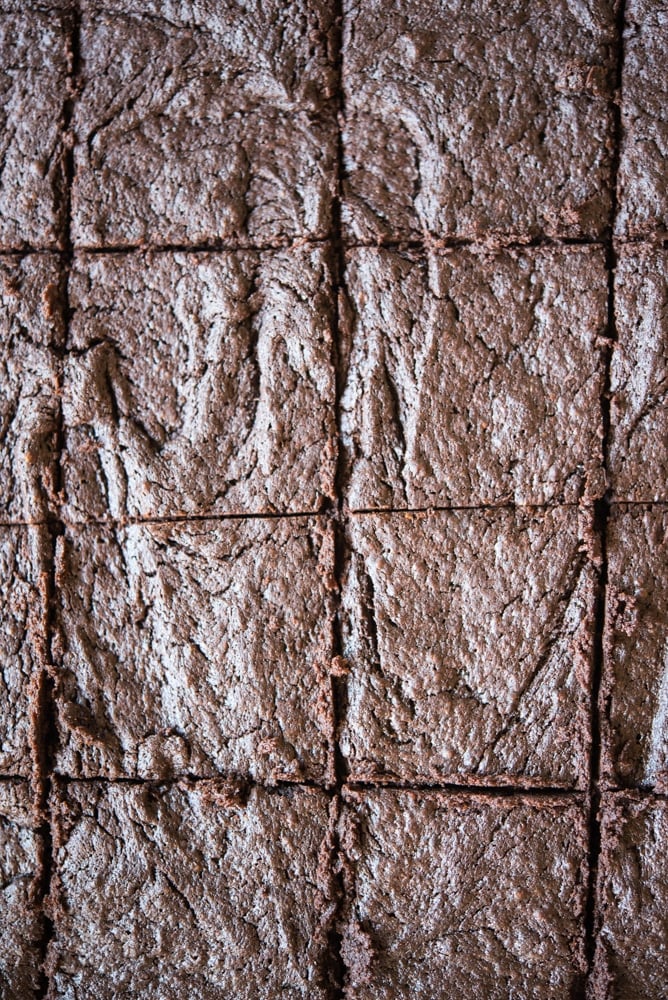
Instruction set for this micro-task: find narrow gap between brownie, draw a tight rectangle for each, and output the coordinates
[325,0,350,996]
[34,6,82,998]
[583,1,627,992]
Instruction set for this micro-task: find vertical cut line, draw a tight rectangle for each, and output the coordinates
[584,1,626,992]
[327,0,349,996]
[35,5,81,997]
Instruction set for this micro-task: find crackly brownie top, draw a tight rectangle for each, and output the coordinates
[47,781,334,999]
[340,791,588,999]
[616,0,668,237]
[601,505,668,791]
[341,0,615,241]
[341,506,595,787]
[341,246,607,509]
[0,527,49,778]
[593,795,668,999]
[0,781,41,1000]
[62,247,336,520]
[71,2,337,246]
[53,517,334,782]
[609,248,668,501]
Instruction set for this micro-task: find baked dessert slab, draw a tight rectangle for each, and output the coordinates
[615,0,668,238]
[53,517,335,782]
[341,246,607,510]
[592,793,668,999]
[0,255,63,522]
[341,0,615,242]
[0,12,68,249]
[47,781,335,999]
[62,246,336,521]
[341,507,596,787]
[0,780,42,1000]
[601,504,668,791]
[71,3,337,247]
[339,790,588,999]
[0,526,49,778]
[609,248,668,501]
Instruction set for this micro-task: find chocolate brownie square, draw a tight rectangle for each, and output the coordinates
[339,791,588,998]
[53,517,334,782]
[0,255,63,522]
[341,246,607,510]
[0,526,49,778]
[71,3,336,247]
[615,0,668,238]
[592,794,668,999]
[62,246,336,520]
[601,505,668,791]
[609,248,668,501]
[0,13,68,249]
[341,507,596,787]
[47,781,334,999]
[0,780,41,999]
[341,0,615,242]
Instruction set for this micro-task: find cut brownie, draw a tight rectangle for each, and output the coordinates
[53,517,335,782]
[47,781,334,999]
[593,794,668,999]
[615,0,668,238]
[339,791,588,999]
[71,3,336,246]
[341,246,607,510]
[341,0,615,242]
[0,527,49,778]
[609,248,668,501]
[0,780,42,999]
[62,247,336,520]
[601,505,668,791]
[341,507,596,787]
[0,255,63,522]
[0,13,68,249]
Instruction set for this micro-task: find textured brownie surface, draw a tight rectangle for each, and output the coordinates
[609,249,668,501]
[63,247,336,520]
[615,0,668,237]
[593,794,668,999]
[47,781,334,999]
[601,505,668,791]
[0,13,68,249]
[339,791,588,999]
[0,527,49,777]
[341,507,596,787]
[0,255,63,522]
[0,781,41,999]
[53,518,334,781]
[341,247,607,510]
[71,4,336,247]
[341,0,615,242]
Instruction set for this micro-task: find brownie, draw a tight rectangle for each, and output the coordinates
[71,4,336,247]
[341,246,607,511]
[0,13,68,249]
[53,517,335,782]
[62,247,336,520]
[47,781,334,999]
[341,0,615,243]
[609,248,668,501]
[615,0,668,238]
[339,790,588,998]
[601,505,668,791]
[341,507,596,787]
[0,527,49,778]
[592,794,668,999]
[0,780,42,999]
[0,255,63,522]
